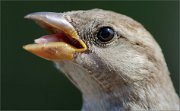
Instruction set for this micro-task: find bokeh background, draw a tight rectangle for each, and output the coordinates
[1,1,179,110]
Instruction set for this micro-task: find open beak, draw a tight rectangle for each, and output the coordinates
[23,12,87,61]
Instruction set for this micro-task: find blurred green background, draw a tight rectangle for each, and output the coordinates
[1,1,179,110]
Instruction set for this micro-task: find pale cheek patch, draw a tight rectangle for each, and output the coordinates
[98,46,148,81]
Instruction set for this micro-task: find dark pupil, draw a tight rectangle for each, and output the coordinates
[97,27,114,42]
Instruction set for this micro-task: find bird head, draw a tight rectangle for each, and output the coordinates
[23,9,180,110]
[23,9,169,95]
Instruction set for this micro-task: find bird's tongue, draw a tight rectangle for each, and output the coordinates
[34,33,67,44]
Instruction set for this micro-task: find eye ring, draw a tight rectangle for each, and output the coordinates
[97,27,115,42]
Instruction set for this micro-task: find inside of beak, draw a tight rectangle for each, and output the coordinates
[34,33,85,49]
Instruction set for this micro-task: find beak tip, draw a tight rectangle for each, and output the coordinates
[22,45,30,51]
[22,45,28,50]
[24,12,58,20]
[24,13,40,20]
[24,14,31,19]
[24,12,43,20]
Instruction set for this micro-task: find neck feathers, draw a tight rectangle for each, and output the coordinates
[82,77,179,111]
[55,61,179,111]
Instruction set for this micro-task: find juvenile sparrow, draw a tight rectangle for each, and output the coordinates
[23,9,179,111]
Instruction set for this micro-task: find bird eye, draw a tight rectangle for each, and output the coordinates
[97,27,115,42]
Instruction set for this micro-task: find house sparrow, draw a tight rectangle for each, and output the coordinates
[23,9,179,111]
